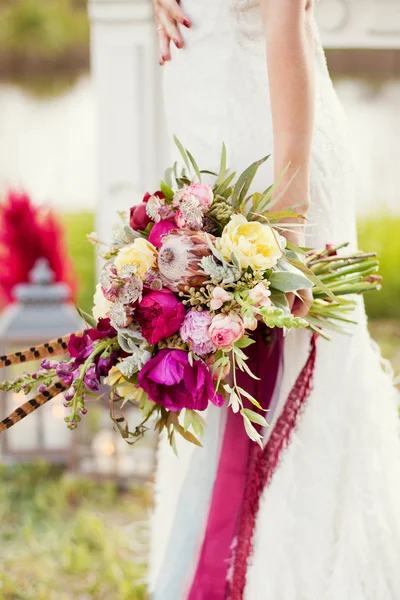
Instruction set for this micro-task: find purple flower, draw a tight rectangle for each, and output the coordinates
[56,361,76,387]
[135,289,186,345]
[84,365,100,392]
[67,334,93,363]
[96,351,119,378]
[148,220,177,248]
[64,387,75,402]
[40,359,58,371]
[180,310,216,357]
[137,348,224,412]
[38,384,46,394]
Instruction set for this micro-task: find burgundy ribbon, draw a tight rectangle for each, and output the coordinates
[188,326,283,600]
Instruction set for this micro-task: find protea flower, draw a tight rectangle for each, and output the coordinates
[157,230,213,291]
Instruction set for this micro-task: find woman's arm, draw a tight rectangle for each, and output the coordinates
[260,0,315,220]
[261,0,315,316]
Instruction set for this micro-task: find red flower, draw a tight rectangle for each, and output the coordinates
[135,289,186,345]
[129,191,164,231]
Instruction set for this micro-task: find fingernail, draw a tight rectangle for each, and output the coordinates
[182,19,191,28]
[174,39,182,49]
[159,58,164,66]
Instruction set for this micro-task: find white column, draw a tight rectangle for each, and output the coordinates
[88,0,169,243]
[316,0,400,49]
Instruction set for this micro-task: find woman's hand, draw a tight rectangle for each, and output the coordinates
[152,0,191,65]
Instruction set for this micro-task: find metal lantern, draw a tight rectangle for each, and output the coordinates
[0,259,82,464]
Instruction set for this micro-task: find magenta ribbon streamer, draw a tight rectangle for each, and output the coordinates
[188,326,283,600]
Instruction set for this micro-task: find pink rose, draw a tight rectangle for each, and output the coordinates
[148,220,177,248]
[248,282,272,308]
[210,286,232,311]
[135,289,186,345]
[129,191,164,231]
[186,183,213,208]
[209,313,244,350]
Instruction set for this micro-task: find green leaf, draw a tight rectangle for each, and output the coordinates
[236,386,264,411]
[242,415,263,447]
[175,422,203,447]
[160,180,174,201]
[217,142,227,186]
[241,408,268,428]
[187,150,202,182]
[76,306,97,329]
[231,156,270,211]
[214,171,237,196]
[173,135,191,174]
[288,258,337,301]
[234,335,255,349]
[269,271,314,293]
[200,170,218,176]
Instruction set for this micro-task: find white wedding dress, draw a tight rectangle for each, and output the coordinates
[148,2,400,599]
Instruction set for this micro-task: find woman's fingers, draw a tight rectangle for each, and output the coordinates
[157,28,171,64]
[292,288,313,318]
[153,0,191,64]
[162,0,191,28]
[158,9,184,49]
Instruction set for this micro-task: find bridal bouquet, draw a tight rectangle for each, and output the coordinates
[0,140,381,448]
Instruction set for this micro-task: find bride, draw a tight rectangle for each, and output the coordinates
[148,1,400,598]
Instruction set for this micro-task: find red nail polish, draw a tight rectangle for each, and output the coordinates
[182,19,191,28]
[174,39,182,49]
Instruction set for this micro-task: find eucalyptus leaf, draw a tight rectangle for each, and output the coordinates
[269,271,314,293]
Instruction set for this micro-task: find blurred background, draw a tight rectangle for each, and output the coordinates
[0,0,399,598]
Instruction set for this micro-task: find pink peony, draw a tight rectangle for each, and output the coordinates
[180,310,216,357]
[248,282,272,308]
[209,312,244,350]
[148,220,177,248]
[210,286,232,311]
[135,289,186,345]
[137,348,224,411]
[186,183,213,208]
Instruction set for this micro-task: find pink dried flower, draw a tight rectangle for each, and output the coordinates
[210,286,232,311]
[180,310,216,357]
[248,282,272,308]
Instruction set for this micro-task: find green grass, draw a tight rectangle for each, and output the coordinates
[358,215,400,320]
[62,211,95,315]
[0,462,150,599]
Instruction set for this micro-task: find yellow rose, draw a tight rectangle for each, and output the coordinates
[219,214,282,270]
[92,283,112,321]
[114,238,156,278]
[105,366,137,399]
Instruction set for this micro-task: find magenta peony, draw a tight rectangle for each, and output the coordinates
[209,312,245,350]
[138,348,224,411]
[180,310,216,357]
[135,289,186,345]
[148,219,177,248]
[130,191,164,231]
